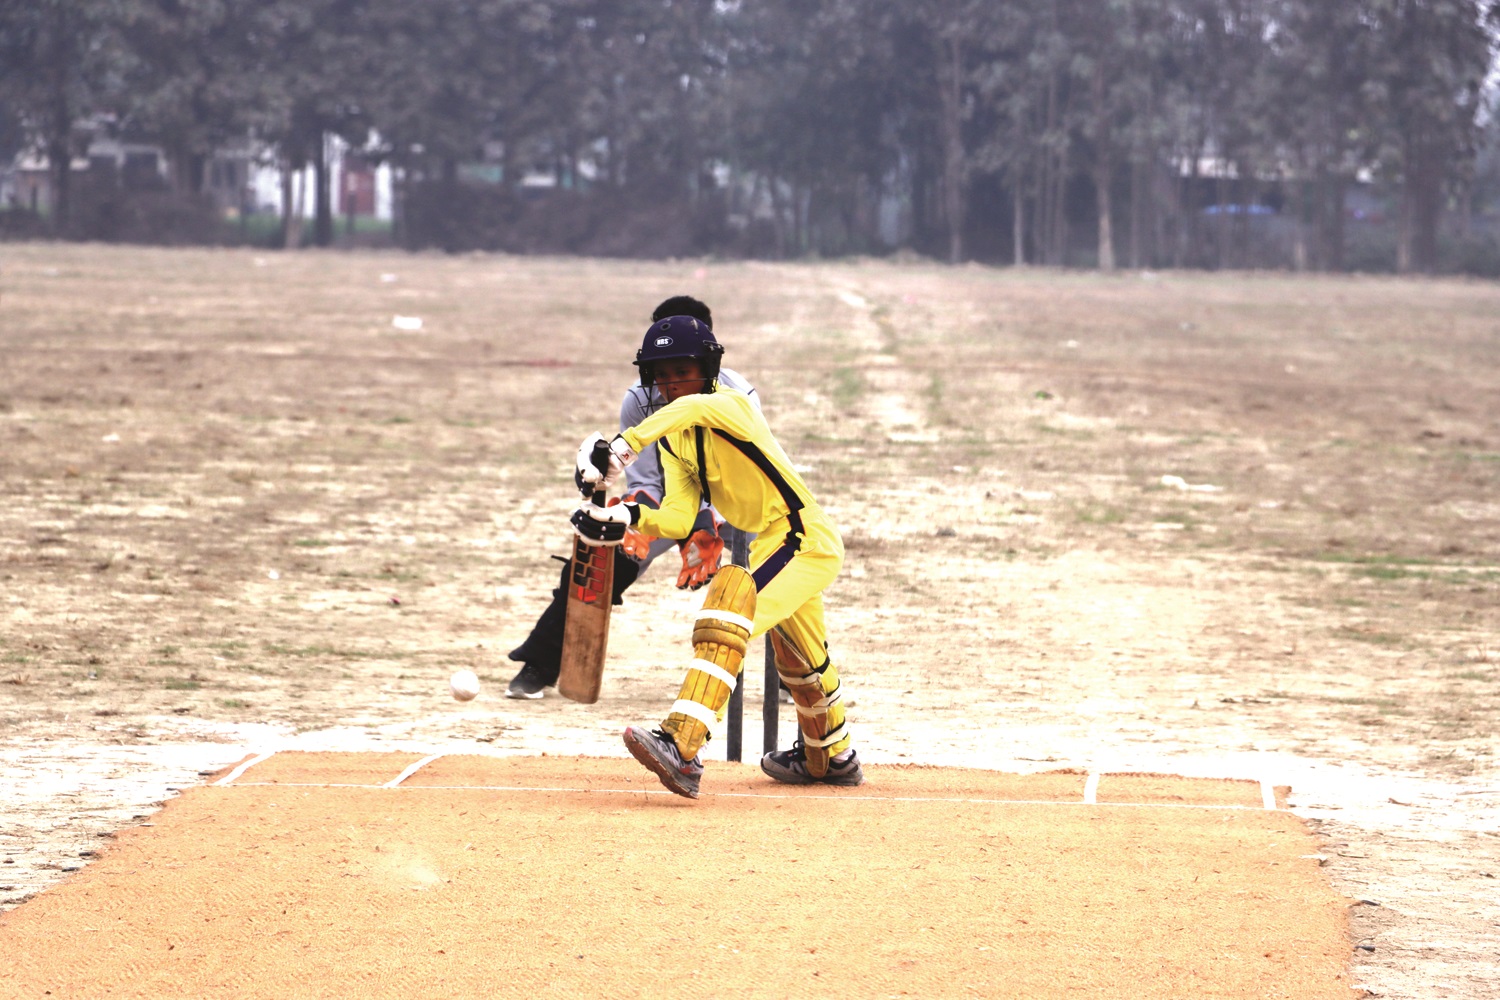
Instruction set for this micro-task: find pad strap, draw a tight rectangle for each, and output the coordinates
[696,609,754,633]
[793,685,842,715]
[801,723,850,749]
[688,658,738,692]
[670,699,720,730]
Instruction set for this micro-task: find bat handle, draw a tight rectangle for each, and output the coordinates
[581,438,613,503]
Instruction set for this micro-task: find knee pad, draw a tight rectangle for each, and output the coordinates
[662,565,756,760]
[769,628,849,778]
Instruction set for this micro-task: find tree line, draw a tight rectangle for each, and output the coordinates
[2,0,1497,272]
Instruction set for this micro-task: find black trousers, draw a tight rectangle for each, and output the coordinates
[508,550,642,686]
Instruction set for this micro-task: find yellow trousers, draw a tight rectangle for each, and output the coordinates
[749,507,851,765]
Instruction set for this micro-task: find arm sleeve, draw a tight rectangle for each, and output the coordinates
[640,445,704,540]
[619,391,754,456]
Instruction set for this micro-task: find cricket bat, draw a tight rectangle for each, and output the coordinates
[558,444,615,704]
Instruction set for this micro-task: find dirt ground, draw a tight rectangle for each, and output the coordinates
[2,244,1498,998]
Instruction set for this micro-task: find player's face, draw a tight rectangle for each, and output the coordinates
[654,358,707,403]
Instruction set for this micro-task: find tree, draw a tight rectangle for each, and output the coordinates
[1366,0,1497,272]
[113,0,271,195]
[726,0,902,255]
[252,0,377,247]
[0,0,121,232]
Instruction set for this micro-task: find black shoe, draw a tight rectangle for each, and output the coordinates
[760,739,865,786]
[623,726,703,799]
[505,663,552,700]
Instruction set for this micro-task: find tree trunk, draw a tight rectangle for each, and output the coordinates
[1094,154,1115,272]
[1403,133,1443,273]
[313,134,334,248]
[1012,171,1026,266]
[1090,64,1115,272]
[46,135,72,237]
[1036,148,1053,266]
[1326,174,1346,272]
[282,163,304,250]
[1038,71,1057,265]
[1181,139,1203,267]
[1214,173,1229,269]
[1053,143,1069,267]
[768,176,788,258]
[1292,179,1309,271]
[1128,160,1144,269]
[936,34,966,263]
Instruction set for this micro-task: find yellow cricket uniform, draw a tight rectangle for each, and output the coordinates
[621,388,851,763]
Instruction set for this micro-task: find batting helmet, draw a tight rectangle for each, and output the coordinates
[634,315,723,390]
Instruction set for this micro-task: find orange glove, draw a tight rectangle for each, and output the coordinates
[610,491,658,562]
[677,524,724,590]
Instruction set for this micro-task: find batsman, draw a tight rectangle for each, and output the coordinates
[571,315,863,799]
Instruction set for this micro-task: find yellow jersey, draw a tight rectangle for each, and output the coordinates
[619,388,816,539]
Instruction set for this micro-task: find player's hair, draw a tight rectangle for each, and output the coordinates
[651,295,712,329]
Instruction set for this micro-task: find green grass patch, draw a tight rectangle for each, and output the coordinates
[1324,695,1407,713]
[164,678,201,690]
[1307,552,1496,586]
[217,698,250,709]
[1313,552,1433,567]
[1034,422,1096,439]
[1075,505,1127,525]
[293,538,333,548]
[262,642,391,659]
[830,367,866,410]
[1332,626,1407,647]
[1357,564,1427,581]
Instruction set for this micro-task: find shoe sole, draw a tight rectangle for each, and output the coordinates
[623,728,700,799]
[504,688,544,700]
[759,758,865,787]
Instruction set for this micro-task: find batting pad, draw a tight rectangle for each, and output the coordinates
[664,564,756,759]
[0,753,1356,999]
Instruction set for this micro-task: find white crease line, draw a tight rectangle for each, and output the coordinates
[1083,772,1100,804]
[214,751,277,786]
[217,781,1285,810]
[1261,779,1277,811]
[385,754,445,788]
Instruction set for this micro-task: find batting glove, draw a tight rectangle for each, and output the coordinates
[571,499,636,545]
[610,493,658,561]
[677,524,725,590]
[574,432,636,494]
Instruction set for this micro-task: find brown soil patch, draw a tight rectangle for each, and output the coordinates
[3,753,1352,999]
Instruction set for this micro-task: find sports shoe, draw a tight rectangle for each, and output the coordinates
[623,726,703,799]
[760,739,865,786]
[505,663,551,700]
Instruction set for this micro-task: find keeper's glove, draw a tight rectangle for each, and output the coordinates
[677,515,725,591]
[571,499,636,545]
[574,432,636,495]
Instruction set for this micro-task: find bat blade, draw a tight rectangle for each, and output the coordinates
[557,535,614,704]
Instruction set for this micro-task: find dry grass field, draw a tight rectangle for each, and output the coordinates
[2,243,1498,997]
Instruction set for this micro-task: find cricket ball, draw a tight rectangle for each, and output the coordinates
[449,669,480,702]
